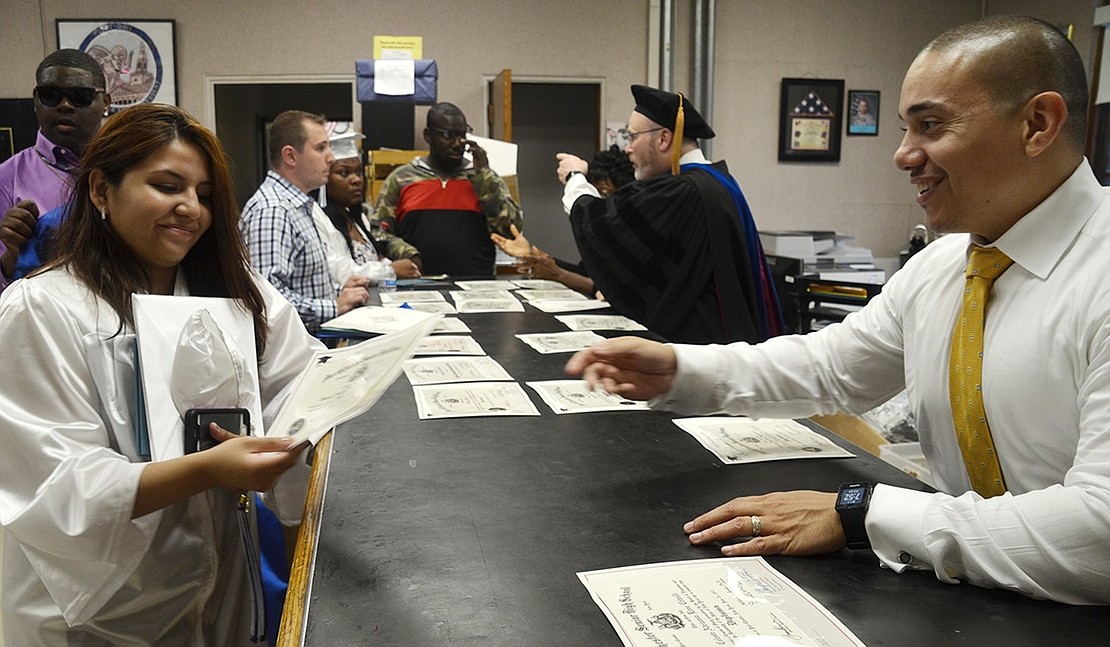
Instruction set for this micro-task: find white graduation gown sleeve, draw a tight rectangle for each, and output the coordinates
[311,202,390,285]
[0,273,156,626]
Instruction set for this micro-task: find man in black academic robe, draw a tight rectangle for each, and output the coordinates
[556,85,783,344]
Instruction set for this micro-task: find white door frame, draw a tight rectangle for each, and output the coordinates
[202,73,359,132]
[480,75,608,145]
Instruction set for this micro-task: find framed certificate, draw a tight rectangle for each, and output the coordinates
[778,78,844,162]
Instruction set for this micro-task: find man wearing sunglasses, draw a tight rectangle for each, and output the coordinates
[0,49,110,291]
[373,102,522,277]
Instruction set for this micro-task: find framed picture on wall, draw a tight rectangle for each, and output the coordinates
[778,78,844,162]
[847,90,880,136]
[56,19,178,112]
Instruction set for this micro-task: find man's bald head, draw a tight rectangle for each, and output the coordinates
[920,15,1088,151]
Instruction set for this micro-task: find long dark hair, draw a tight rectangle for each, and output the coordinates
[322,199,376,255]
[42,103,270,352]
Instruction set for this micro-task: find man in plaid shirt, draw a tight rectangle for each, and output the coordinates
[241,110,369,333]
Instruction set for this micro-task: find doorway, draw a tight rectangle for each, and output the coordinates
[487,78,603,262]
[209,78,355,207]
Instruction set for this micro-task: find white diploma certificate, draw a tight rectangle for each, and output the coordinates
[412,335,486,356]
[578,557,866,647]
[268,314,441,446]
[387,301,458,314]
[510,278,565,290]
[526,380,650,414]
[403,356,513,385]
[515,330,605,354]
[515,289,587,302]
[379,290,446,305]
[449,289,517,301]
[672,417,855,464]
[527,299,611,313]
[319,305,440,336]
[453,296,526,313]
[454,279,514,291]
[432,317,471,333]
[555,314,648,331]
[412,382,541,419]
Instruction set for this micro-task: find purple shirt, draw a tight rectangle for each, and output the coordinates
[0,131,79,288]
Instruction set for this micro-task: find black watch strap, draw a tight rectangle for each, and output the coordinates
[565,170,583,182]
[836,481,873,549]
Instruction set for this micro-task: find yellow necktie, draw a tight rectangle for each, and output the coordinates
[949,245,1013,497]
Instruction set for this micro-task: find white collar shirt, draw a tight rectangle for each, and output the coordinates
[654,161,1110,604]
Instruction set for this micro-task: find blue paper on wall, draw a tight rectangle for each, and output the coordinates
[356,59,438,104]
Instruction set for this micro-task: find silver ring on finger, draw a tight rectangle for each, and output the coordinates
[750,515,762,537]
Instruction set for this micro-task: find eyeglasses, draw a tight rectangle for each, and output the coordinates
[35,85,106,108]
[626,127,664,143]
[428,125,473,141]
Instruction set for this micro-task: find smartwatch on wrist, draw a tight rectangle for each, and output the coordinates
[835,481,873,549]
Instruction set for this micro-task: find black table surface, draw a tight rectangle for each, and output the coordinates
[302,298,1108,646]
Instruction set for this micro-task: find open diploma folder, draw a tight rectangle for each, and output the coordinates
[267,310,441,447]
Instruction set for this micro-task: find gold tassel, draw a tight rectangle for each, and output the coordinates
[671,93,686,175]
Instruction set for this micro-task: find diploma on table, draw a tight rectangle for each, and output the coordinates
[411,381,541,419]
[387,300,458,314]
[526,298,610,313]
[510,278,564,290]
[578,557,866,647]
[268,312,441,446]
[412,335,486,356]
[515,330,605,354]
[526,379,649,414]
[432,317,471,333]
[555,314,647,331]
[402,356,513,385]
[454,279,514,291]
[450,291,525,313]
[379,289,447,305]
[673,417,855,464]
[319,304,441,337]
[515,289,587,302]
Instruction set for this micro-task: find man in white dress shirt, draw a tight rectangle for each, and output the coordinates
[566,15,1110,604]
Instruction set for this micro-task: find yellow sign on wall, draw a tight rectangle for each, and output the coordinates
[373,36,423,60]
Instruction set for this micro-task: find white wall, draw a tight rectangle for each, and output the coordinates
[0,0,1097,258]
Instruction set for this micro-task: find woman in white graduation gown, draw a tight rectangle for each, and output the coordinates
[0,104,323,645]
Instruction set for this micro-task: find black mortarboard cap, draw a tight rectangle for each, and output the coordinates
[631,85,715,139]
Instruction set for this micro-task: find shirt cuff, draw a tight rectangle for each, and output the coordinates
[649,344,730,414]
[561,175,600,214]
[318,299,338,326]
[868,483,937,575]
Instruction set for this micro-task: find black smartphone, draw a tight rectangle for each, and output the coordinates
[183,407,250,454]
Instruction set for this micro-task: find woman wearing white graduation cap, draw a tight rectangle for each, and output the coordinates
[313,129,422,284]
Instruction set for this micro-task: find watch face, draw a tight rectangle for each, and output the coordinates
[839,486,867,506]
